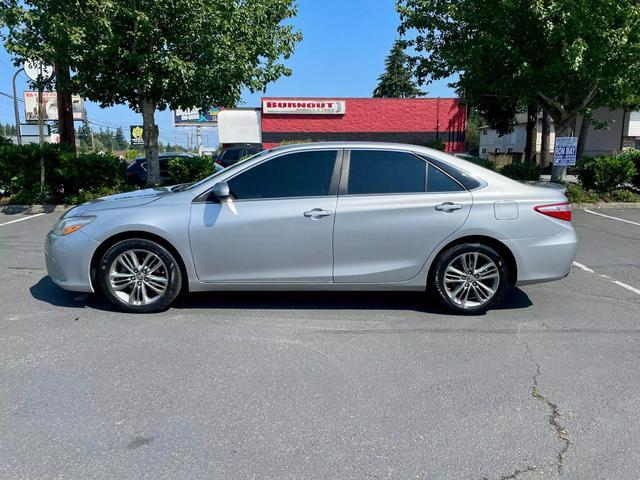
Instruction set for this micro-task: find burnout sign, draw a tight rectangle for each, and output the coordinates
[262,99,346,115]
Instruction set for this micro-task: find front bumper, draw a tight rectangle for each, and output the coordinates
[45,230,100,293]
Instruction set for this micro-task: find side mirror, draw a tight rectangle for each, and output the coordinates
[211,181,230,201]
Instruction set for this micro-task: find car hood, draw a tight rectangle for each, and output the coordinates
[63,187,172,217]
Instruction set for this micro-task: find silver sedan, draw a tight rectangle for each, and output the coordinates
[45,142,577,314]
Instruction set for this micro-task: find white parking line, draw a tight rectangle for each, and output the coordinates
[573,261,640,296]
[583,209,640,227]
[0,213,46,227]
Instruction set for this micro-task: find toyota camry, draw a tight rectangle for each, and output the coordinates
[45,142,577,314]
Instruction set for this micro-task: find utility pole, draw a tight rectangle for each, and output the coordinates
[196,125,202,155]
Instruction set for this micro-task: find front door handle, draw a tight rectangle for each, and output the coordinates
[435,202,463,212]
[303,208,333,218]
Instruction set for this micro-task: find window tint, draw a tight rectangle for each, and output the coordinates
[227,150,337,200]
[347,150,426,195]
[427,164,464,192]
[221,149,242,161]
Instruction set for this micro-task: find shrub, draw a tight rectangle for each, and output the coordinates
[564,184,602,204]
[168,155,213,184]
[0,144,126,204]
[616,150,640,190]
[458,155,498,172]
[575,154,637,193]
[611,188,640,203]
[51,151,127,200]
[499,162,542,181]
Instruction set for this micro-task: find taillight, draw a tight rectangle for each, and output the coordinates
[534,202,572,222]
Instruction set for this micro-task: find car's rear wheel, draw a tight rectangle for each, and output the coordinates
[431,243,509,315]
[97,239,182,313]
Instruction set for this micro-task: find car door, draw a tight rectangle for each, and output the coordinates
[333,149,473,283]
[189,149,341,283]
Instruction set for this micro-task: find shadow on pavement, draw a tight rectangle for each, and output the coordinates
[30,276,108,309]
[174,284,533,314]
[31,275,533,314]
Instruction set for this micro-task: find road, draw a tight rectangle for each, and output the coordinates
[1,209,639,480]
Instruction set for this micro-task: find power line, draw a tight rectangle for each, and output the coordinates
[0,91,24,102]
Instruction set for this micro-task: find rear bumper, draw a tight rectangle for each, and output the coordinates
[505,227,577,286]
[45,230,100,293]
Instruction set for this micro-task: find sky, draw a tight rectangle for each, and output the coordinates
[0,0,455,149]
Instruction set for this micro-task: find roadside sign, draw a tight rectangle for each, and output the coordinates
[23,61,54,82]
[553,137,578,166]
[174,107,223,127]
[24,92,84,121]
[130,125,144,146]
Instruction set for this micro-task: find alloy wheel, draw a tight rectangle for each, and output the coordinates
[443,252,500,309]
[108,249,168,306]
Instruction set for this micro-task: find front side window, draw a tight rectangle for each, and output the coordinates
[227,150,337,200]
[347,150,426,195]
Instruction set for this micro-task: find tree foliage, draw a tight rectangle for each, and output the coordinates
[373,40,424,98]
[2,0,302,185]
[397,0,640,143]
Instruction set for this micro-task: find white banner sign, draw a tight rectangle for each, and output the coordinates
[553,137,578,166]
[24,92,84,121]
[262,99,346,115]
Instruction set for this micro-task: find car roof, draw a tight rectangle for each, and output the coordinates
[135,153,195,161]
[267,141,517,185]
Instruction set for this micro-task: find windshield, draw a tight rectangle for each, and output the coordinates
[185,149,270,191]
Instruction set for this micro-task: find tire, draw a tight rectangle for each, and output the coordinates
[97,238,182,313]
[431,243,510,315]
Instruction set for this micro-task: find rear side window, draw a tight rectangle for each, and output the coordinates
[347,150,426,195]
[227,150,337,200]
[427,164,464,192]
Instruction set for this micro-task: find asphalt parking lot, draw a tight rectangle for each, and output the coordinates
[1,208,639,480]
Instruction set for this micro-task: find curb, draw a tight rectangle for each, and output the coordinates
[0,205,71,214]
[572,203,640,210]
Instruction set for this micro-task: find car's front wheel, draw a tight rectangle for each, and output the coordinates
[97,239,182,313]
[432,243,510,315]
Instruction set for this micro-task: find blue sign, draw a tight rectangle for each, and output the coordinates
[553,137,578,166]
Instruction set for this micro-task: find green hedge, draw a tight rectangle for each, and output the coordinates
[499,162,543,181]
[0,143,127,204]
[167,155,213,184]
[575,154,637,193]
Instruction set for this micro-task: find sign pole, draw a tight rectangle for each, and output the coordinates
[12,68,24,145]
[38,85,45,193]
[196,125,202,156]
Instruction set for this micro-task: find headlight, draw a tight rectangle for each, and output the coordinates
[51,216,95,236]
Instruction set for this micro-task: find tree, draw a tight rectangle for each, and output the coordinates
[398,0,640,181]
[3,0,301,185]
[2,0,76,149]
[114,127,128,150]
[373,40,424,98]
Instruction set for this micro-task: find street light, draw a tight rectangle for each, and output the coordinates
[12,67,24,145]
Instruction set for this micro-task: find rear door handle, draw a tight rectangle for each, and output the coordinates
[303,208,333,218]
[435,202,463,212]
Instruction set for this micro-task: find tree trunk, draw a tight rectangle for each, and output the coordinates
[141,96,161,186]
[576,113,591,162]
[55,63,76,150]
[540,110,551,167]
[524,104,538,163]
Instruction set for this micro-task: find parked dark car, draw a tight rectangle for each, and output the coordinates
[214,146,262,168]
[126,153,222,185]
